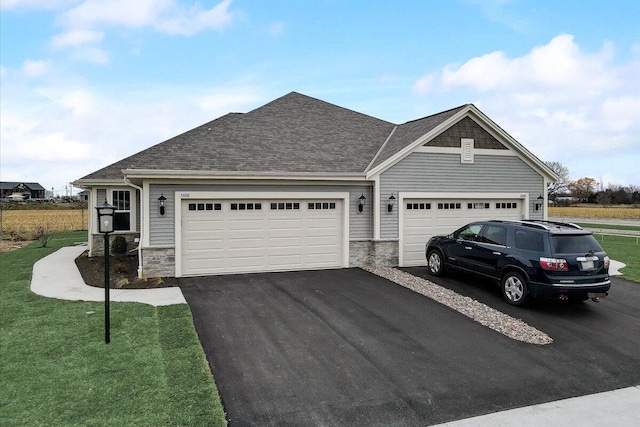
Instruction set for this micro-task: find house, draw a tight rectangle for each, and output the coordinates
[0,182,46,200]
[74,92,557,278]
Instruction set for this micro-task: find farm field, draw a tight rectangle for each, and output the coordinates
[549,206,640,220]
[0,209,88,239]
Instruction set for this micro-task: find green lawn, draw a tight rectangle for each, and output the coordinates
[576,223,640,232]
[599,235,640,283]
[0,232,226,426]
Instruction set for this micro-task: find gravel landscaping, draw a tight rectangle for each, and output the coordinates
[362,265,554,345]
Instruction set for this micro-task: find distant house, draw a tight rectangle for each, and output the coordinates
[75,92,557,278]
[0,182,46,200]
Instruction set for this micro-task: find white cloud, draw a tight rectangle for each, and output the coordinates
[58,0,234,34]
[70,46,109,64]
[20,59,51,77]
[413,34,640,186]
[50,29,104,49]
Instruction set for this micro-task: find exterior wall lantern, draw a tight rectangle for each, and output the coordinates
[95,199,115,344]
[358,193,366,213]
[158,194,167,216]
[535,194,544,211]
[387,193,396,213]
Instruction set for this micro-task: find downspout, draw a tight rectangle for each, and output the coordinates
[124,177,144,278]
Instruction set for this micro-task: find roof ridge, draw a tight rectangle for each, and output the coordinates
[399,103,470,126]
[365,126,397,173]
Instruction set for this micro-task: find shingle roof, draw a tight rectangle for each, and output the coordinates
[78,92,464,181]
[0,182,45,191]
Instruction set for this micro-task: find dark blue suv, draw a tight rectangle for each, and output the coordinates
[425,220,611,306]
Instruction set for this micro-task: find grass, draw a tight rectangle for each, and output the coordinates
[0,232,226,426]
[575,223,640,232]
[598,235,640,283]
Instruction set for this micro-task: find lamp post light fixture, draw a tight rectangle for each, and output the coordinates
[95,199,116,344]
[387,193,396,213]
[158,194,167,216]
[358,193,366,213]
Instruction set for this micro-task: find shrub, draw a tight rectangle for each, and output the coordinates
[32,225,54,248]
[112,262,128,273]
[111,235,128,255]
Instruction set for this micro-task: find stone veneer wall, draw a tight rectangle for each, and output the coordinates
[90,233,140,257]
[349,240,398,267]
[141,247,175,278]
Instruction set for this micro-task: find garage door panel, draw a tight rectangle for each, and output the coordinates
[182,199,344,276]
[402,198,522,267]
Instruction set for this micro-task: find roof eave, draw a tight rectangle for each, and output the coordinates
[121,169,369,181]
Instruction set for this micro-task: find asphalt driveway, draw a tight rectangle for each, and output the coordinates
[180,268,640,426]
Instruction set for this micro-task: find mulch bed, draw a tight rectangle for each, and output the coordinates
[75,251,178,289]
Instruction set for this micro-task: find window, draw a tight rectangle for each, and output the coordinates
[308,202,336,210]
[515,230,545,252]
[481,225,507,246]
[496,202,518,209]
[455,224,482,241]
[406,203,431,210]
[468,202,490,209]
[438,202,461,210]
[231,202,262,211]
[271,202,300,210]
[112,190,131,231]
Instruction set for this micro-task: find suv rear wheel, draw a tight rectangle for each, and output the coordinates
[501,271,529,306]
[427,250,446,277]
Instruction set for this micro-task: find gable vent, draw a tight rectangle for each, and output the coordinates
[461,138,474,164]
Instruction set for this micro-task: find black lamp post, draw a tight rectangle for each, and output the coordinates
[387,193,396,213]
[536,194,544,211]
[96,200,116,344]
[158,194,167,216]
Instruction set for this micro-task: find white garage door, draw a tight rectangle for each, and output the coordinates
[402,198,523,267]
[181,199,344,276]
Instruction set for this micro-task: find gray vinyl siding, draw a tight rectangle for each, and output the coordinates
[380,153,544,239]
[149,183,373,247]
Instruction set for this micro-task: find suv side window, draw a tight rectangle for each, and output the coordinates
[455,224,483,242]
[481,225,507,246]
[514,229,545,252]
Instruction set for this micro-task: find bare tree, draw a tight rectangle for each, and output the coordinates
[544,161,570,201]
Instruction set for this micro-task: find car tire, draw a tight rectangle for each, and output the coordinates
[427,250,446,277]
[501,271,529,306]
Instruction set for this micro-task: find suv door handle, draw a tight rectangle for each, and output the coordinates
[493,251,502,255]
[465,246,473,250]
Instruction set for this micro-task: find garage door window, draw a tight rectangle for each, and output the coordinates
[468,202,490,209]
[406,203,431,210]
[231,202,262,211]
[270,202,300,210]
[496,202,518,209]
[189,203,222,211]
[438,202,461,210]
[308,202,336,210]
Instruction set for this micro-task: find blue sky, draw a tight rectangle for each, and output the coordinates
[1,0,639,195]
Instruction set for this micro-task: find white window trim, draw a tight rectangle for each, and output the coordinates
[105,188,137,233]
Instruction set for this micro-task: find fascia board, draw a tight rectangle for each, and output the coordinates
[365,105,472,179]
[72,178,127,188]
[122,169,368,181]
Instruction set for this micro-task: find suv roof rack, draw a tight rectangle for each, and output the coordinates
[487,219,583,231]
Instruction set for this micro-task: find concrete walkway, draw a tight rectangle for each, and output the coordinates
[30,244,186,306]
[433,386,640,427]
[29,246,638,425]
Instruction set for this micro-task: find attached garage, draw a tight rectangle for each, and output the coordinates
[177,192,349,276]
[400,193,526,266]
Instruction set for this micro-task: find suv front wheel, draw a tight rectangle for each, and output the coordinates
[501,271,529,306]
[427,250,446,277]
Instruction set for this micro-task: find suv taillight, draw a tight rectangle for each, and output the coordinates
[604,256,610,269]
[540,257,569,271]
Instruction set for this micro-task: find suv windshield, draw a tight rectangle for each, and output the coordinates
[552,234,603,254]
